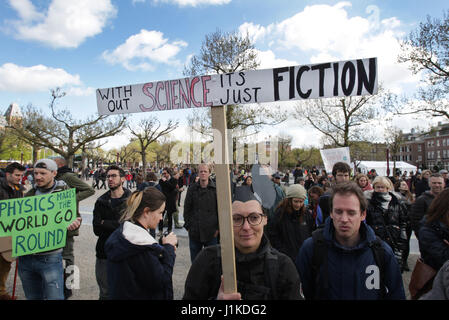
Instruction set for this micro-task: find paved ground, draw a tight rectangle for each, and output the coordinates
[6,178,419,300]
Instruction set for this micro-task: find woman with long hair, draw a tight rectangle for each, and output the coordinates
[355,173,373,191]
[267,184,315,261]
[418,188,449,271]
[104,187,178,299]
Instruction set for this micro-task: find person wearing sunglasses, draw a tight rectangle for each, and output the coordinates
[183,185,302,300]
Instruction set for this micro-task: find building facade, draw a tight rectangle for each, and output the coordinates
[399,122,449,171]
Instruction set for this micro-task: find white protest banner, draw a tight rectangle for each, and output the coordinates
[320,147,351,173]
[96,56,377,295]
[96,57,377,115]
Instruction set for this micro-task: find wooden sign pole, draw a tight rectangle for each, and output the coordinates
[210,105,237,294]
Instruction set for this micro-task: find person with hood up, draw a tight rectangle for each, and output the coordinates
[267,184,315,261]
[364,176,409,272]
[105,187,178,300]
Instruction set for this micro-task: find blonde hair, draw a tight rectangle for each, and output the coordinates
[372,176,393,192]
[120,187,166,223]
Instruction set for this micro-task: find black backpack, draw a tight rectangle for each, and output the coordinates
[310,228,386,300]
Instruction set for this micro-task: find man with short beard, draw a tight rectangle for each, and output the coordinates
[92,165,131,300]
[0,162,25,300]
[19,159,82,300]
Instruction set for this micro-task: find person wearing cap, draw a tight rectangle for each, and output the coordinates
[18,159,82,300]
[183,185,302,300]
[267,184,315,261]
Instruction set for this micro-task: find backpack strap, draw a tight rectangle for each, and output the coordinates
[369,236,386,299]
[311,228,329,300]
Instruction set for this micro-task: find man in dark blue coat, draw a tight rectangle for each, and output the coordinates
[296,181,405,300]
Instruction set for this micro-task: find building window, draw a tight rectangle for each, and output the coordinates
[418,145,422,152]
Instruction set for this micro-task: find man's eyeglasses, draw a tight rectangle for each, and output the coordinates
[106,174,119,179]
[232,213,265,227]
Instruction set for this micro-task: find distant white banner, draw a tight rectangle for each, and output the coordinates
[96,57,377,115]
[320,147,351,173]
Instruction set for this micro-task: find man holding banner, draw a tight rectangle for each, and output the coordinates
[18,159,81,300]
[0,162,26,300]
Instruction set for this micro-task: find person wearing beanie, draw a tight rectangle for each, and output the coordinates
[267,184,315,261]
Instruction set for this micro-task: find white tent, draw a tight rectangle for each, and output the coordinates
[357,161,417,177]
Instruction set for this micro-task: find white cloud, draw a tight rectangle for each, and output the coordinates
[65,86,95,97]
[102,29,188,71]
[255,50,297,69]
[0,63,81,92]
[239,1,420,95]
[6,0,117,48]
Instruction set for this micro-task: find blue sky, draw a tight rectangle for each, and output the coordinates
[0,0,448,150]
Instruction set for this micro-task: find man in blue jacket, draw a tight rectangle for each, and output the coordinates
[296,181,405,300]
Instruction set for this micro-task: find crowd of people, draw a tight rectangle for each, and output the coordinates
[0,158,448,300]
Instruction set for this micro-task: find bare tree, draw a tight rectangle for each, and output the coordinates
[9,88,127,166]
[397,10,449,119]
[385,127,405,173]
[185,29,287,138]
[294,93,381,148]
[128,116,179,171]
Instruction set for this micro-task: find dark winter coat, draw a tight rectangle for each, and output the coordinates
[418,220,449,271]
[159,177,178,214]
[296,217,406,300]
[105,221,175,300]
[267,206,315,261]
[409,191,435,237]
[92,189,131,259]
[364,191,408,266]
[0,177,24,200]
[183,180,218,243]
[56,166,95,237]
[183,235,302,300]
[415,178,430,198]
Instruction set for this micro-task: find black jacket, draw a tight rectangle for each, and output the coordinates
[105,221,175,300]
[365,191,408,265]
[0,178,24,200]
[409,191,435,237]
[418,220,449,271]
[159,177,178,214]
[93,188,131,259]
[415,178,430,198]
[183,235,302,300]
[267,206,315,261]
[183,180,218,243]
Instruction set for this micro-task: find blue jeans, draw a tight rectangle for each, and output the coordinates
[18,253,64,300]
[189,237,218,263]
